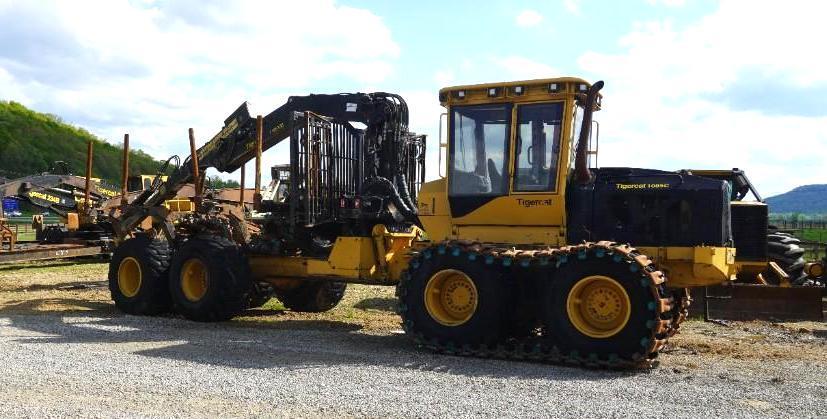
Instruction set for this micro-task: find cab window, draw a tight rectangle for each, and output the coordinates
[449,104,511,196]
[513,103,564,192]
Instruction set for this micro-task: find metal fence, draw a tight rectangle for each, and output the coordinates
[3,216,60,241]
[768,219,827,230]
[767,219,827,260]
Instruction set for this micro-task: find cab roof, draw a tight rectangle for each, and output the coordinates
[438,77,600,108]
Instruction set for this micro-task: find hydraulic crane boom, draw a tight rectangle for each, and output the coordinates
[114,92,421,239]
[0,174,117,219]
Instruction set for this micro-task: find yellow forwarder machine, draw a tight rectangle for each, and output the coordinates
[108,78,744,368]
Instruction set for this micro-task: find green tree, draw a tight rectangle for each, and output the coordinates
[0,101,164,184]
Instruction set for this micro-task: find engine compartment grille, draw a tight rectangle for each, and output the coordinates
[731,203,768,261]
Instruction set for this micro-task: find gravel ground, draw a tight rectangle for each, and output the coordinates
[0,261,825,418]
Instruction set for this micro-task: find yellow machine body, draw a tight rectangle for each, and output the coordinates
[415,77,737,289]
[247,77,738,290]
[249,225,420,286]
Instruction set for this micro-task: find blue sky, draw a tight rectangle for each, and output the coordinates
[349,0,718,90]
[0,0,824,196]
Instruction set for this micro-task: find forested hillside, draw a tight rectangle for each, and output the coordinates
[0,101,162,184]
[766,184,827,215]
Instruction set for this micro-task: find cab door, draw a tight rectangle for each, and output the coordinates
[448,101,569,246]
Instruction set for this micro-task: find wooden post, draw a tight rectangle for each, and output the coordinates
[121,133,129,207]
[239,163,246,210]
[254,115,263,210]
[84,141,93,212]
[188,128,201,210]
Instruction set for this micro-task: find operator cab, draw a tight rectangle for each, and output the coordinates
[419,78,599,245]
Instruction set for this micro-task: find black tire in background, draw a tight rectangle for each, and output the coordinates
[108,233,172,315]
[766,232,806,284]
[168,235,253,322]
[248,288,273,309]
[276,281,347,313]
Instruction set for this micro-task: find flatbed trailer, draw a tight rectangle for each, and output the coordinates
[0,242,106,264]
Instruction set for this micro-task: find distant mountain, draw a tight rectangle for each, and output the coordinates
[765,184,827,214]
[0,101,163,185]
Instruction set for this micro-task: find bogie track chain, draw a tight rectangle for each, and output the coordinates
[395,240,691,369]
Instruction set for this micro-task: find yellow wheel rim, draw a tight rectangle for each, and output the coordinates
[181,258,209,302]
[424,269,478,326]
[566,275,631,338]
[117,257,142,298]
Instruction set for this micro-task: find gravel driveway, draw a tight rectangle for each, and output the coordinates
[1,311,825,418]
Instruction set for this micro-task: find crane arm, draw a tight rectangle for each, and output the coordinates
[114,92,413,238]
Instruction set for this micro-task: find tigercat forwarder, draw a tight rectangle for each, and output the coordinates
[106,77,789,369]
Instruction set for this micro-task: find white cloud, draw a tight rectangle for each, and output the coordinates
[0,0,399,177]
[433,70,455,86]
[577,0,827,196]
[515,9,543,27]
[564,0,582,15]
[497,56,558,80]
[646,0,686,6]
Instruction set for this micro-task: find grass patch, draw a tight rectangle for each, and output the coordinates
[260,298,285,311]
[15,231,36,241]
[798,228,826,259]
[799,228,827,243]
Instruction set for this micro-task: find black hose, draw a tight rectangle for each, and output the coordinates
[362,176,417,220]
[395,174,417,215]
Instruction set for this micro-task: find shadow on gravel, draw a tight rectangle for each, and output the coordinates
[352,297,396,312]
[0,311,637,381]
[0,298,114,314]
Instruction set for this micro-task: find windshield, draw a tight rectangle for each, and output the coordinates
[513,103,564,192]
[449,104,511,196]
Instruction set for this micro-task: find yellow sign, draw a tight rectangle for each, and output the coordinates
[97,187,118,197]
[28,191,61,204]
[516,198,552,208]
[615,183,670,191]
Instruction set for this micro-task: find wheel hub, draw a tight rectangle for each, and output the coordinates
[424,269,478,326]
[117,257,142,298]
[181,258,209,302]
[566,275,631,338]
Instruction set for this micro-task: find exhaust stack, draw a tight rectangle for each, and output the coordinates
[574,80,604,184]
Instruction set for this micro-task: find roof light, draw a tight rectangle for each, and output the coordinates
[452,90,466,99]
[578,84,588,92]
[511,86,524,95]
[548,83,561,93]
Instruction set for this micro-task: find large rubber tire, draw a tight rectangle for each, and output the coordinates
[108,234,172,315]
[542,251,661,360]
[276,281,346,313]
[168,235,253,322]
[766,233,806,283]
[398,248,510,347]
